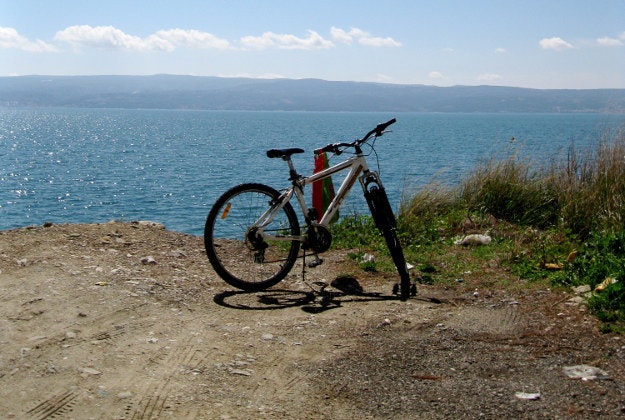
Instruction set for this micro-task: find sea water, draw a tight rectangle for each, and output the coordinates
[1,108,623,235]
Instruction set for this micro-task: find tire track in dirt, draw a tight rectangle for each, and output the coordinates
[121,325,212,419]
[445,301,523,336]
[13,301,160,418]
[26,390,78,419]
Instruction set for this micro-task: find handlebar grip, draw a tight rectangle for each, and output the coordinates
[375,118,396,135]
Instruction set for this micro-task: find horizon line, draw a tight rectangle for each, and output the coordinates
[2,73,625,91]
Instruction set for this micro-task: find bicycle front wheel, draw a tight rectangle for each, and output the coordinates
[204,183,301,291]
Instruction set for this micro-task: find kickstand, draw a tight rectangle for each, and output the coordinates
[301,248,309,284]
[301,249,335,307]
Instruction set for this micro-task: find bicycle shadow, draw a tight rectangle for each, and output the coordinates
[213,288,401,313]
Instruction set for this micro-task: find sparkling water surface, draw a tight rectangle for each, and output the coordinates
[1,108,623,235]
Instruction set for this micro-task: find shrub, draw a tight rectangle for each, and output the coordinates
[458,154,559,229]
[550,129,625,238]
[453,125,625,238]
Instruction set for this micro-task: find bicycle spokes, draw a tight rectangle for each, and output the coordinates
[204,184,300,291]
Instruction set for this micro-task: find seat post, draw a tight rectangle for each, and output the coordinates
[285,157,300,181]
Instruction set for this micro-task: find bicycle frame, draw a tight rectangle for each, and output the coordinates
[297,154,369,225]
[205,118,412,300]
[253,152,376,242]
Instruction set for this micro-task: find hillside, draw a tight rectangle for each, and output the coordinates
[1,75,624,112]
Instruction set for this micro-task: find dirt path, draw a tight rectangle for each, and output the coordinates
[1,222,623,419]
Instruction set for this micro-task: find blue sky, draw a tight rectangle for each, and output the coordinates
[1,0,624,88]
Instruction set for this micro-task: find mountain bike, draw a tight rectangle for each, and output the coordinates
[204,119,414,301]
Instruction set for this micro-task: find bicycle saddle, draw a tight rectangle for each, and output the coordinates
[266,148,305,159]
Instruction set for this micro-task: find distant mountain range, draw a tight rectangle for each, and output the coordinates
[1,75,624,113]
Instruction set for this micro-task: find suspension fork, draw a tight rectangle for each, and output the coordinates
[360,171,397,231]
[360,170,412,301]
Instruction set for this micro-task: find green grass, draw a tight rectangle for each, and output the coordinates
[458,154,559,229]
[330,124,625,332]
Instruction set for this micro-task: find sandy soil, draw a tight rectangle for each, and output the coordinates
[1,221,624,419]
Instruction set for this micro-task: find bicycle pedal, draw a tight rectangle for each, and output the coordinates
[307,255,324,268]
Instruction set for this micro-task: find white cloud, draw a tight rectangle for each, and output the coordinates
[477,73,502,82]
[154,29,230,50]
[55,25,173,51]
[495,47,507,54]
[239,30,333,50]
[596,36,623,47]
[331,27,401,47]
[330,27,353,44]
[360,35,402,47]
[26,24,397,54]
[0,26,56,52]
[55,25,232,52]
[428,71,444,79]
[539,37,573,51]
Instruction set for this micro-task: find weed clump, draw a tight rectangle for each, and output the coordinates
[458,155,559,229]
[397,124,625,330]
[331,124,625,331]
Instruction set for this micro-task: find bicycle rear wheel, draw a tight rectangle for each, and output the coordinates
[204,183,301,291]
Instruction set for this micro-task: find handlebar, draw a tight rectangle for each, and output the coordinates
[371,118,397,139]
[317,118,396,155]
